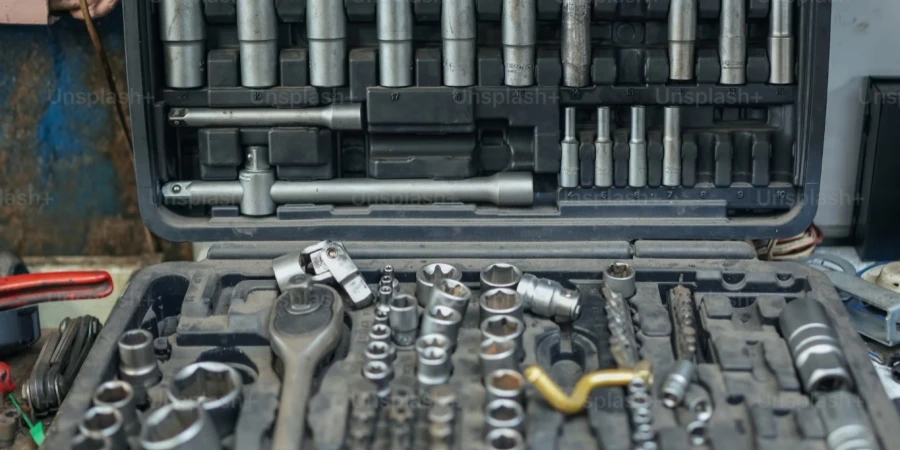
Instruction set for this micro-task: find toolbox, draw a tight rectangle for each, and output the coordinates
[43,0,900,449]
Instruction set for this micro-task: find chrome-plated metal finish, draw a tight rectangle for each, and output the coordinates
[502,0,536,86]
[238,146,276,217]
[117,329,161,391]
[719,0,747,85]
[562,0,592,87]
[417,333,453,356]
[602,285,640,368]
[363,361,394,397]
[603,262,637,298]
[427,278,473,316]
[429,385,458,407]
[485,369,525,404]
[388,293,419,347]
[420,305,464,344]
[632,423,656,443]
[480,263,523,291]
[516,273,581,320]
[307,0,347,87]
[377,0,414,87]
[661,360,695,408]
[300,240,374,309]
[485,399,525,433]
[0,409,18,448]
[237,0,278,88]
[93,380,139,437]
[140,402,220,450]
[686,420,707,446]
[480,288,525,322]
[366,340,397,364]
[668,285,699,360]
[479,339,519,378]
[779,298,854,393]
[79,406,126,450]
[428,403,456,426]
[374,303,391,324]
[168,104,364,131]
[167,362,243,437]
[377,285,393,306]
[442,0,477,86]
[685,384,713,422]
[632,406,653,425]
[416,263,463,306]
[159,0,205,89]
[369,324,393,343]
[480,315,525,359]
[629,106,648,187]
[663,107,682,187]
[668,0,697,80]
[815,391,881,450]
[417,346,452,386]
[595,107,614,188]
[768,0,794,84]
[485,428,525,450]
[560,107,580,188]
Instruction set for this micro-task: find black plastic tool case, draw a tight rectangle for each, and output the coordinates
[46,0,900,449]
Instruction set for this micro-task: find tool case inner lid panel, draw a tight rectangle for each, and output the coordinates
[125,0,830,242]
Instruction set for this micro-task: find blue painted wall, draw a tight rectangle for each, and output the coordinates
[0,6,150,256]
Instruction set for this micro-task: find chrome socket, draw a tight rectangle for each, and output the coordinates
[72,433,110,450]
[369,324,393,343]
[377,285,393,306]
[480,263,523,291]
[779,297,854,393]
[168,362,243,437]
[719,0,747,85]
[632,406,653,425]
[632,423,656,443]
[685,384,713,422]
[420,305,463,344]
[479,288,525,322]
[417,333,453,356]
[480,316,525,358]
[486,428,525,450]
[117,329,161,393]
[686,420,707,446]
[661,360,695,408]
[377,0,414,87]
[501,0,536,86]
[516,274,581,321]
[442,0,477,87]
[237,0,278,88]
[603,262,637,298]
[560,107,580,188]
[0,409,17,448]
[374,303,391,324]
[815,391,880,450]
[417,346,452,387]
[388,294,419,347]
[485,369,525,404]
[79,406,127,450]
[416,263,463,307]
[427,278,473,315]
[307,0,347,87]
[629,106,648,188]
[595,106,614,188]
[363,361,394,398]
[479,339,519,378]
[93,380,139,437]
[140,402,221,450]
[366,340,397,364]
[485,399,525,433]
[428,403,456,426]
[159,0,206,89]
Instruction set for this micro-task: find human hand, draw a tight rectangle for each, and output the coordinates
[50,0,119,19]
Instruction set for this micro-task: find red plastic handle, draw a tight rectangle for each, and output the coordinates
[0,271,114,312]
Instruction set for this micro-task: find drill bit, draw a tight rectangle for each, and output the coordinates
[768,0,795,84]
[307,0,347,87]
[502,0,536,86]
[668,0,697,81]
[663,106,682,187]
[719,0,747,85]
[562,0,592,87]
[629,106,648,188]
[560,107,580,188]
[442,0,477,87]
[595,107,614,188]
[378,0,414,87]
[237,0,278,88]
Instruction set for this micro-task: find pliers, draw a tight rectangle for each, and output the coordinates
[0,271,114,312]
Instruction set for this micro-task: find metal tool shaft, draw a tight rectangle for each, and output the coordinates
[168,104,364,131]
[562,0,592,87]
[502,0,536,86]
[237,0,278,88]
[160,0,206,89]
[560,107,580,188]
[629,106,648,187]
[378,0,414,87]
[668,0,697,80]
[769,0,794,84]
[307,0,347,87]
[442,0,477,87]
[663,107,682,187]
[595,107,613,188]
[719,0,747,85]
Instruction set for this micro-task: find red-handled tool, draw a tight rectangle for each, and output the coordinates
[0,271,114,312]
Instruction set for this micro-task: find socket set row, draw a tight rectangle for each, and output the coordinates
[49,242,900,449]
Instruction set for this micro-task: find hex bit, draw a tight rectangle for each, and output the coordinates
[719,0,747,85]
[159,0,206,89]
[769,0,795,84]
[594,107,614,188]
[307,0,347,87]
[629,106,648,188]
[168,104,364,131]
[442,0,477,87]
[378,0,414,87]
[668,0,697,81]
[502,0,536,86]
[663,107,682,187]
[237,0,278,88]
[562,0,592,87]
[560,107,580,188]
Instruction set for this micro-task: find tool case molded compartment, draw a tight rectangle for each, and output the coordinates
[124,0,831,242]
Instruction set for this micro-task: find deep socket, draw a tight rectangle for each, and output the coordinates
[168,104,364,131]
[168,362,243,437]
[237,0,278,88]
[668,0,697,80]
[417,333,453,355]
[420,305,464,344]
[79,406,127,450]
[480,263,523,291]
[560,107,580,188]
[562,0,592,87]
[427,278,473,316]
[663,107,682,187]
[479,339,519,378]
[480,288,525,322]
[159,0,205,89]
[417,346,452,387]
[502,0,536,86]
[719,0,747,85]
[388,293,419,347]
[366,340,397,364]
[93,380,139,437]
[481,315,525,360]
[442,0,477,86]
[662,360,695,408]
[117,329,161,393]
[140,402,220,450]
[629,106,648,187]
[417,263,463,306]
[378,0,414,87]
[485,369,526,404]
[768,0,795,84]
[307,0,346,87]
[363,361,394,397]
[595,107,614,188]
[603,262,637,298]
[779,298,854,393]
[485,399,525,433]
[516,274,581,320]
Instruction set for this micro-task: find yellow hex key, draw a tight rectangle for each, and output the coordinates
[524,361,654,414]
